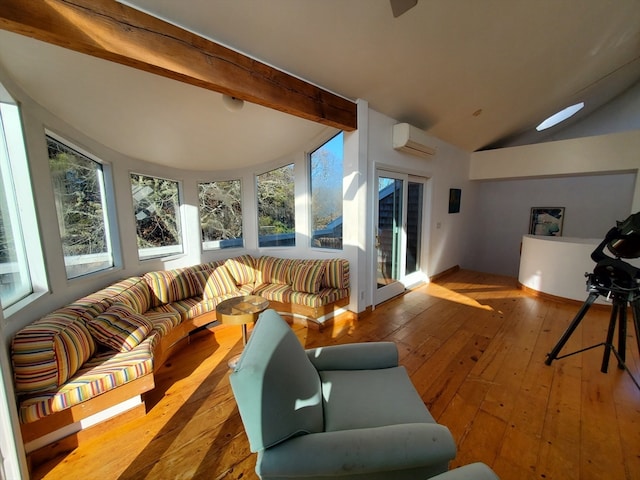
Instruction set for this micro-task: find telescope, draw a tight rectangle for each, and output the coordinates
[545,212,640,390]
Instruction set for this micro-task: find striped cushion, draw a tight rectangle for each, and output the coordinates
[110,279,151,314]
[252,283,293,303]
[144,310,181,337]
[87,304,153,352]
[290,287,349,308]
[66,295,111,320]
[18,336,155,423]
[291,261,326,294]
[256,256,294,285]
[94,276,146,302]
[321,259,350,289]
[224,255,256,285]
[165,297,203,322]
[144,268,201,307]
[12,311,96,395]
[184,294,238,319]
[193,265,239,300]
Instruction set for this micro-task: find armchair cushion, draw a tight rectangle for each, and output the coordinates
[258,423,456,480]
[230,309,324,452]
[320,366,436,431]
[306,342,399,371]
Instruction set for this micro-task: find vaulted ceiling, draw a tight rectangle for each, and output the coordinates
[0,0,639,170]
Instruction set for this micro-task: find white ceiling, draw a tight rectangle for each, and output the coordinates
[1,0,639,170]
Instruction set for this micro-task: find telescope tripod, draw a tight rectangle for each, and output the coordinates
[545,282,640,390]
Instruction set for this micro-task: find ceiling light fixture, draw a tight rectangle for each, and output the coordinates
[222,94,244,112]
[536,102,585,131]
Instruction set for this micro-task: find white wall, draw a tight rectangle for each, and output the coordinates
[468,121,640,277]
[365,109,474,283]
[465,173,636,277]
[470,130,640,211]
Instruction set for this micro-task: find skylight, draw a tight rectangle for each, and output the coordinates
[536,102,585,131]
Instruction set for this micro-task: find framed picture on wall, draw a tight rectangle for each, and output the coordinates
[448,188,461,213]
[529,207,564,236]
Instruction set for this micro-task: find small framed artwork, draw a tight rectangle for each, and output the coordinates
[448,188,461,214]
[529,207,564,236]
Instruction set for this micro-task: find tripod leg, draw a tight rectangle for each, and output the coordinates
[617,301,628,369]
[632,298,640,362]
[601,302,620,373]
[546,292,599,366]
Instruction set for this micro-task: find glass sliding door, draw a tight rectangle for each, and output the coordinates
[404,180,424,284]
[374,170,427,305]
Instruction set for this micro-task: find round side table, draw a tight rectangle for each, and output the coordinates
[216,295,269,345]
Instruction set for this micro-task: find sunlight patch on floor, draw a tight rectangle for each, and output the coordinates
[426,283,495,311]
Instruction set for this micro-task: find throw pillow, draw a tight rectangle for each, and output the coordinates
[291,261,326,294]
[88,303,153,352]
[193,265,239,299]
[11,310,96,395]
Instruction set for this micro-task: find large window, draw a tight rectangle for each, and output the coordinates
[131,173,183,259]
[0,103,32,307]
[48,135,114,279]
[257,164,295,247]
[199,180,243,250]
[0,93,46,311]
[310,132,343,249]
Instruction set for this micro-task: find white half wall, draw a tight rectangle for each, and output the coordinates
[470,130,640,212]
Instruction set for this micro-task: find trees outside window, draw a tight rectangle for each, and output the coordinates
[257,164,295,247]
[310,132,343,249]
[48,136,114,278]
[131,173,182,259]
[199,180,243,250]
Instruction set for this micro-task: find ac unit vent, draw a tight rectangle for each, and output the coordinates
[392,123,436,158]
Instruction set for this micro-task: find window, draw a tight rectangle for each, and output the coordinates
[310,132,343,249]
[0,104,32,307]
[131,173,183,259]
[257,164,295,247]
[48,135,114,279]
[199,180,243,250]
[0,97,45,310]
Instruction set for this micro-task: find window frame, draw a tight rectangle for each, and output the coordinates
[0,100,47,315]
[130,172,184,261]
[256,163,296,248]
[309,132,344,250]
[46,132,118,280]
[198,178,244,251]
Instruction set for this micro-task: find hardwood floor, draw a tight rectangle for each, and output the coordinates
[30,269,640,480]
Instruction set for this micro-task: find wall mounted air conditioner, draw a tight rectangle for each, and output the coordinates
[392,123,436,158]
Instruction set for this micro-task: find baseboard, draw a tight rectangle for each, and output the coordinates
[517,282,611,310]
[429,265,460,282]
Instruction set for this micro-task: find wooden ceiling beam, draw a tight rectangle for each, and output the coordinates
[0,0,357,131]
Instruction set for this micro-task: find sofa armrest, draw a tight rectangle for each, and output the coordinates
[305,342,398,371]
[258,423,456,478]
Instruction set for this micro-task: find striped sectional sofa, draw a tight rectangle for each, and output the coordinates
[11,254,349,468]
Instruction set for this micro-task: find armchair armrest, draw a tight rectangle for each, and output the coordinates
[305,342,398,371]
[258,423,456,478]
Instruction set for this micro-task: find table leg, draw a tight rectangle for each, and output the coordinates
[242,324,248,345]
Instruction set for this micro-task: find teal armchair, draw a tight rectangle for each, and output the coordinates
[230,309,458,480]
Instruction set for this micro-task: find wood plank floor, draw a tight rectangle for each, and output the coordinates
[30,269,640,480]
